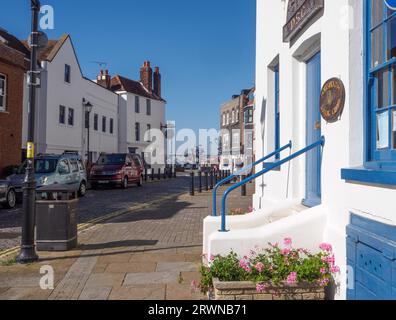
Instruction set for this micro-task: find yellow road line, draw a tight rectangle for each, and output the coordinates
[0,191,187,261]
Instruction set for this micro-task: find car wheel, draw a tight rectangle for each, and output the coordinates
[137,175,143,187]
[122,176,128,189]
[4,189,16,209]
[78,181,87,197]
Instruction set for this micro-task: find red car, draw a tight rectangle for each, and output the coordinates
[89,153,144,189]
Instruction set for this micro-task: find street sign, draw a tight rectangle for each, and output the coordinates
[385,0,396,10]
[27,31,48,51]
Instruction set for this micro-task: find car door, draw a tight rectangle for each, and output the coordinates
[69,159,80,189]
[57,159,72,186]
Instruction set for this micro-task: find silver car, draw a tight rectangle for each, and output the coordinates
[8,153,88,199]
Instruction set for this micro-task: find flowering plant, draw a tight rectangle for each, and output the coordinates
[198,238,340,295]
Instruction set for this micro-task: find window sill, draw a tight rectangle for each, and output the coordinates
[341,167,396,187]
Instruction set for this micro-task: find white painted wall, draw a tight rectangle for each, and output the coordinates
[117,91,166,169]
[204,0,396,300]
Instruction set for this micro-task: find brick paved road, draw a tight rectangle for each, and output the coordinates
[0,176,191,251]
[0,180,254,300]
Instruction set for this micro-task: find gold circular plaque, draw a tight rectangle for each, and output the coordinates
[320,78,346,123]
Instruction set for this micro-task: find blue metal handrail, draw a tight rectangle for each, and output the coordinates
[219,136,325,232]
[212,141,292,216]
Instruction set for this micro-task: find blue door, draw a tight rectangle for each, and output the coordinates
[303,52,322,207]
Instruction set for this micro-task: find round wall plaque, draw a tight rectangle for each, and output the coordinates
[320,78,346,123]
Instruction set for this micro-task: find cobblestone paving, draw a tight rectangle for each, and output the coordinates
[0,179,254,300]
[0,176,191,251]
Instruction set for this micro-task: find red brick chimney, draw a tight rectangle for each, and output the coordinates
[140,61,153,92]
[153,67,161,97]
[97,70,111,89]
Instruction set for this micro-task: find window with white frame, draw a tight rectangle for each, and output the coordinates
[232,110,235,123]
[222,114,226,126]
[0,74,6,111]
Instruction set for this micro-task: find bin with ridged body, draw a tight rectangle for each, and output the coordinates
[35,184,79,251]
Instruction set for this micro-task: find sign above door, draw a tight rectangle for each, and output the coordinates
[283,0,324,43]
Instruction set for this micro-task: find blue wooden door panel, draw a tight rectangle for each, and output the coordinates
[304,52,321,207]
[347,214,396,300]
[356,243,392,282]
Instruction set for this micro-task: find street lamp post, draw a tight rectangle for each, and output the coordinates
[17,0,41,264]
[83,99,93,165]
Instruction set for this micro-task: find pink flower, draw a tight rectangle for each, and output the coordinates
[330,265,340,273]
[320,268,327,274]
[319,243,333,252]
[255,262,264,273]
[256,283,267,293]
[286,272,298,285]
[281,248,291,255]
[239,259,252,273]
[209,255,215,262]
[248,206,254,213]
[284,238,293,247]
[319,278,330,287]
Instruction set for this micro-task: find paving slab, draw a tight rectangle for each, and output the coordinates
[165,283,206,300]
[109,284,166,300]
[85,273,126,288]
[124,271,180,286]
[78,286,112,300]
[129,253,186,263]
[156,262,198,273]
[0,287,53,300]
[105,262,156,273]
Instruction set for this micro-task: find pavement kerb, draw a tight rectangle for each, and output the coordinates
[0,190,189,261]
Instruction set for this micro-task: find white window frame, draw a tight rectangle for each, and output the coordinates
[0,74,6,112]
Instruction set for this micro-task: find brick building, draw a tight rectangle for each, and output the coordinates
[219,88,254,172]
[0,29,29,178]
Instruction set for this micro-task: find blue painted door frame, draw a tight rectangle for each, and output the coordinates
[303,52,322,207]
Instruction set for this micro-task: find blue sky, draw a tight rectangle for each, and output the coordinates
[1,0,256,133]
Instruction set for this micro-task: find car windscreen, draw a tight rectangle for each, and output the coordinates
[97,154,126,165]
[18,159,59,175]
[35,159,58,174]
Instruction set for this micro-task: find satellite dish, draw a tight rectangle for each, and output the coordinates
[28,31,48,51]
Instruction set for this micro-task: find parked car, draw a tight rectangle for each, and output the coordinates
[7,153,88,198]
[0,180,17,209]
[89,153,144,189]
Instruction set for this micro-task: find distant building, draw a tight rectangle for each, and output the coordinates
[109,61,166,169]
[0,29,29,177]
[219,88,254,173]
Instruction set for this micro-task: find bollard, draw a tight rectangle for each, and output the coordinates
[241,175,247,196]
[163,168,167,180]
[174,167,177,179]
[205,172,209,191]
[190,171,195,196]
[210,171,214,190]
[144,169,148,182]
[168,167,172,179]
[151,168,155,181]
[198,171,202,193]
[158,168,161,180]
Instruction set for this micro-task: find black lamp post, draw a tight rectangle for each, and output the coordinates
[17,0,41,264]
[83,99,93,165]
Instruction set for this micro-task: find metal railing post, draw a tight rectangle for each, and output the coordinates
[219,137,325,232]
[190,171,195,196]
[205,172,209,191]
[211,141,293,216]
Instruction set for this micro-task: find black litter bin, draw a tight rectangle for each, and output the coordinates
[35,184,79,251]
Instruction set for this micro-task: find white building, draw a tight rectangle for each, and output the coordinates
[22,35,118,162]
[109,61,167,170]
[204,0,396,300]
[22,35,166,167]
